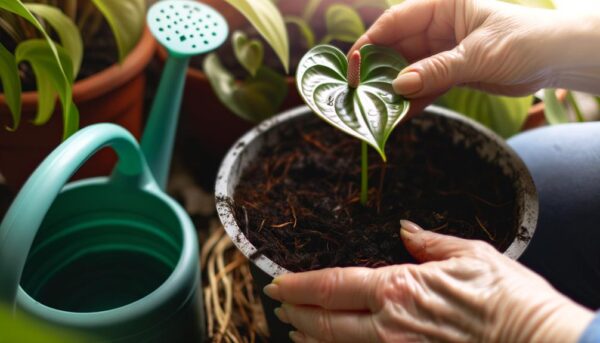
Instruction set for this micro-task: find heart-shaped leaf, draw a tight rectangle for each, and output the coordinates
[233,31,264,77]
[296,44,410,161]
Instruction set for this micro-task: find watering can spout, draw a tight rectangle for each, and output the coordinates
[142,0,228,190]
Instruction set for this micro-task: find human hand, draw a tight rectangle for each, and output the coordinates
[349,0,600,100]
[263,220,594,342]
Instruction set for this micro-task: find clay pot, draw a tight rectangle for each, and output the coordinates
[216,105,539,342]
[0,28,156,192]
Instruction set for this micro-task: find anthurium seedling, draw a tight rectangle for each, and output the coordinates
[296,44,410,205]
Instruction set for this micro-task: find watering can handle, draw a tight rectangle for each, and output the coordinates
[0,123,155,307]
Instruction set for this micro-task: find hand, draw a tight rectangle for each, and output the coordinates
[263,220,594,343]
[349,0,600,100]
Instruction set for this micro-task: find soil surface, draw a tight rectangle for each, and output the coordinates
[232,117,520,272]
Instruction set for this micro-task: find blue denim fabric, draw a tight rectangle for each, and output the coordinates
[579,311,600,343]
[508,123,600,310]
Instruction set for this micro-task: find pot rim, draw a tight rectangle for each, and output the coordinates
[216,105,539,278]
[0,27,156,110]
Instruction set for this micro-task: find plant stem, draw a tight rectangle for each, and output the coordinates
[360,141,368,205]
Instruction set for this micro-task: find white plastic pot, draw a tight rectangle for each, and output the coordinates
[215,105,538,341]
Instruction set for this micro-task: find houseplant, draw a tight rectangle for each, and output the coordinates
[216,44,538,341]
[157,0,381,174]
[0,0,154,191]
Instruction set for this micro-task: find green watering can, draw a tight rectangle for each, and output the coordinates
[0,0,228,341]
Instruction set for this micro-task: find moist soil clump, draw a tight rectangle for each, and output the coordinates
[232,117,518,272]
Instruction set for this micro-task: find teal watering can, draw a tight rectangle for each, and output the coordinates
[0,124,202,342]
[0,0,228,341]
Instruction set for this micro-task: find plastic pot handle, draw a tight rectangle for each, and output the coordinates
[0,123,156,308]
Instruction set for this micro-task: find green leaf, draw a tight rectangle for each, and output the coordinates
[226,0,289,72]
[0,305,91,343]
[502,0,555,8]
[232,31,264,77]
[16,39,79,135]
[284,16,315,48]
[322,4,365,44]
[439,88,533,138]
[204,53,288,123]
[543,88,569,125]
[302,0,321,20]
[385,0,405,7]
[0,0,77,138]
[90,0,145,62]
[0,42,22,130]
[296,44,410,161]
[25,3,83,76]
[566,91,585,122]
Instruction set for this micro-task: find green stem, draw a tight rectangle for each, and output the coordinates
[360,141,368,205]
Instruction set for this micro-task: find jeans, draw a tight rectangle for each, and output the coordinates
[509,123,600,309]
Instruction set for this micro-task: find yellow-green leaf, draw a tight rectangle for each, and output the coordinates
[440,88,533,138]
[226,0,289,73]
[323,4,365,44]
[16,40,78,136]
[91,0,145,62]
[25,4,83,76]
[543,88,569,125]
[284,16,315,48]
[0,42,22,130]
[232,31,264,77]
[0,0,77,138]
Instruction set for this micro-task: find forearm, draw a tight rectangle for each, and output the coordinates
[545,11,600,94]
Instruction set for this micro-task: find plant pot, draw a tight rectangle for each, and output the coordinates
[216,105,538,341]
[0,28,157,193]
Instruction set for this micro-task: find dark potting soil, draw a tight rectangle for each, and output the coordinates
[0,20,118,93]
[231,117,521,272]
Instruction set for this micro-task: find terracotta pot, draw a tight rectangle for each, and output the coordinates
[216,105,539,342]
[522,89,569,131]
[0,28,156,192]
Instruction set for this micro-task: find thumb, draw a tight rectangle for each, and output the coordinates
[400,219,490,262]
[393,46,468,99]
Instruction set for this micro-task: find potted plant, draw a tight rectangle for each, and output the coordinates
[156,0,383,172]
[0,0,155,192]
[216,44,538,341]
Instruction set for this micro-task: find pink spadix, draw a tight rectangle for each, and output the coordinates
[347,51,361,88]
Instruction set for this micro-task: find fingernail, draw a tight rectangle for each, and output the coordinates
[274,306,291,323]
[263,283,281,300]
[393,71,422,95]
[289,331,305,342]
[400,219,422,234]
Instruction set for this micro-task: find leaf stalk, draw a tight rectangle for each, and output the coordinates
[360,140,368,205]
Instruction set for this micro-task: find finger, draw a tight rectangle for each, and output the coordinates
[400,219,495,262]
[393,44,470,98]
[276,304,379,343]
[264,267,381,311]
[349,0,438,56]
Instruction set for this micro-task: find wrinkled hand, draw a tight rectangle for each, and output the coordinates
[349,0,600,100]
[263,220,593,343]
